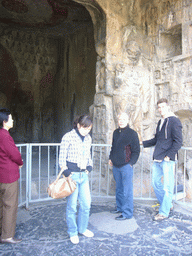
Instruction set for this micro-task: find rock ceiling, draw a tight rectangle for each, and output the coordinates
[0,0,95,35]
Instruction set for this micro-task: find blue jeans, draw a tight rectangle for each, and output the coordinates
[66,172,91,237]
[113,164,133,218]
[152,160,175,217]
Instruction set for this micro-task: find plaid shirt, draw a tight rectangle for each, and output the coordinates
[59,129,92,170]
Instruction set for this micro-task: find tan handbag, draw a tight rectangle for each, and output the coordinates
[47,168,76,199]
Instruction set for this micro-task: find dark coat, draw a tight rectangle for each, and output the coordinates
[143,116,182,161]
[109,125,140,167]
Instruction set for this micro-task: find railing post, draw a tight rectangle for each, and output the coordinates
[183,149,187,203]
[18,146,22,206]
[90,145,94,194]
[175,160,178,203]
[25,144,30,209]
[28,144,33,208]
[140,145,143,198]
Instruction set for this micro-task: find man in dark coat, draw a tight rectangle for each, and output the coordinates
[109,112,140,220]
[143,98,182,221]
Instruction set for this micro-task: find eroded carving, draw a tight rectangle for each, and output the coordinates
[111,26,153,139]
[96,56,105,92]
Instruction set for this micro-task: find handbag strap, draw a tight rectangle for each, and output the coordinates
[55,167,65,182]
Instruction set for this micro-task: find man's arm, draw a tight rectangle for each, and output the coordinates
[129,131,140,166]
[109,131,115,162]
[166,117,182,158]
[143,137,157,148]
[142,120,160,148]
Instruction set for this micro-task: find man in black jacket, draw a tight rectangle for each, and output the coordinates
[109,112,140,220]
[143,98,182,221]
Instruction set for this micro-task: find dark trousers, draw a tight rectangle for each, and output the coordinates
[113,164,133,218]
[0,180,19,239]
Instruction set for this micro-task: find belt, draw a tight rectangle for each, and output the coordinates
[71,170,89,174]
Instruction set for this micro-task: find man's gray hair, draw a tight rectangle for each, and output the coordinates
[157,98,168,105]
[118,112,129,119]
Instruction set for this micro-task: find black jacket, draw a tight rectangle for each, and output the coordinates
[109,125,140,167]
[143,116,182,161]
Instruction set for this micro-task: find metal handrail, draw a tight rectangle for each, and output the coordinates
[16,143,192,208]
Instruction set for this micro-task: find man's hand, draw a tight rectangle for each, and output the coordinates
[108,160,113,166]
[164,156,170,161]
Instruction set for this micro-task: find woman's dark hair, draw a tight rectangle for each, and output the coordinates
[0,108,11,129]
[73,115,92,129]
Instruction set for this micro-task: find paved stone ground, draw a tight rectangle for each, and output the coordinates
[1,199,192,256]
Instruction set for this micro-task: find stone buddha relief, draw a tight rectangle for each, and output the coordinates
[112,26,153,138]
[124,40,141,66]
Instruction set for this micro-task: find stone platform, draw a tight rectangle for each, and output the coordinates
[1,199,192,255]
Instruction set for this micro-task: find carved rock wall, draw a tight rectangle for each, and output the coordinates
[0,24,96,142]
[93,0,192,146]
[54,26,97,142]
[92,0,192,197]
[0,29,58,142]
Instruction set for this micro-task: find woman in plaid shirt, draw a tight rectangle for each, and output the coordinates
[59,115,94,244]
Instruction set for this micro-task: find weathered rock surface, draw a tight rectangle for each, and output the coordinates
[0,0,191,197]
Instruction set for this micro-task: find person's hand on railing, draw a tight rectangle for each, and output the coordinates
[108,159,113,166]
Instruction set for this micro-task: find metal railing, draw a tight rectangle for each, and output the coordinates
[17,144,29,208]
[16,143,192,209]
[175,146,192,208]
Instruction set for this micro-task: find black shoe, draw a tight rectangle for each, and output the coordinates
[1,237,22,244]
[115,215,130,220]
[110,209,122,214]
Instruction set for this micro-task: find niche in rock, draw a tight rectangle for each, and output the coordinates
[160,24,182,59]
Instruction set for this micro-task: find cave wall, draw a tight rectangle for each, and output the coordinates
[0,0,191,197]
[54,26,97,142]
[0,29,58,142]
[0,0,191,147]
[0,23,96,142]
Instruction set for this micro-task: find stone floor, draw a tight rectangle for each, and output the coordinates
[1,199,192,256]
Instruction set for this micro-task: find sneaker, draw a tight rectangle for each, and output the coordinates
[0,237,22,244]
[153,206,174,214]
[152,203,160,208]
[153,213,167,221]
[81,229,94,238]
[152,203,160,212]
[70,236,79,244]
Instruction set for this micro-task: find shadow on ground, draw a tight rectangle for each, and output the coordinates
[1,199,192,256]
